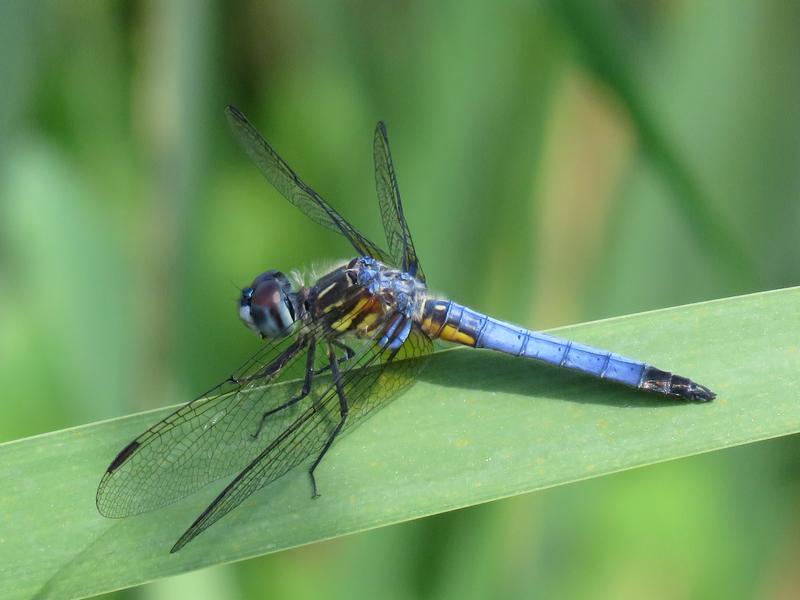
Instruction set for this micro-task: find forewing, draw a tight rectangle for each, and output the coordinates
[373,121,425,281]
[171,324,433,552]
[225,106,391,262]
[96,322,330,518]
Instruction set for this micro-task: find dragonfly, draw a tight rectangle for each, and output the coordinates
[96,106,716,553]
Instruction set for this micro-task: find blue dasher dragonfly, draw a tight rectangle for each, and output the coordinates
[96,106,715,552]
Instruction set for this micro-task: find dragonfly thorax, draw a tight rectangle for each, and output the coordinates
[239,270,303,339]
[348,257,427,318]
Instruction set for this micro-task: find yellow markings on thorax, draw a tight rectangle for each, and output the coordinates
[329,297,367,331]
[354,309,380,335]
[318,281,339,298]
[329,296,382,333]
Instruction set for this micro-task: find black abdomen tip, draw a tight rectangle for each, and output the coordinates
[641,367,716,402]
[688,383,716,402]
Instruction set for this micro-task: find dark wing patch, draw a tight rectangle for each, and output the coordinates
[171,325,433,552]
[96,322,331,518]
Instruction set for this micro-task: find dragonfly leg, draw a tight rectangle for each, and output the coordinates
[251,337,316,440]
[308,342,349,499]
[230,335,306,387]
[334,340,356,361]
[313,340,355,375]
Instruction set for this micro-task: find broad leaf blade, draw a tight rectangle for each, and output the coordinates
[2,287,798,599]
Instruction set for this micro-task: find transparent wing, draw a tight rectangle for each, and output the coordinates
[171,324,433,552]
[373,121,425,282]
[96,321,332,518]
[225,105,391,263]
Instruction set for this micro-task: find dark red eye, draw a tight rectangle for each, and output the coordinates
[252,279,282,309]
[242,270,297,338]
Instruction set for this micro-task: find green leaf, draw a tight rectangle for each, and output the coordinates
[548,0,757,284]
[3,287,798,598]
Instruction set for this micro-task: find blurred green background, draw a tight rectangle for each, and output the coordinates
[1,1,799,598]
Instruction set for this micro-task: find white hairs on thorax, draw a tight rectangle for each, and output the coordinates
[293,257,352,287]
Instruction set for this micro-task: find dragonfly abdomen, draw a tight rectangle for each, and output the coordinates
[420,299,715,402]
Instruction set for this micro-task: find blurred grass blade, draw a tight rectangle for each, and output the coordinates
[548,0,757,284]
[3,287,799,598]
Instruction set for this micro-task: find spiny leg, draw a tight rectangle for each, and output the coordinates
[308,342,349,499]
[230,335,306,387]
[251,337,317,440]
[313,340,355,375]
[334,340,356,361]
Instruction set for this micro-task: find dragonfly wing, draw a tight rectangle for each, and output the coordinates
[171,324,433,552]
[373,121,425,282]
[96,322,331,518]
[225,106,391,263]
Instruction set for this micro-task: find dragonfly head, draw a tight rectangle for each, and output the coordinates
[239,270,300,338]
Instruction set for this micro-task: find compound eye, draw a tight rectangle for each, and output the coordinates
[252,280,281,309]
[284,297,296,320]
[248,278,295,337]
